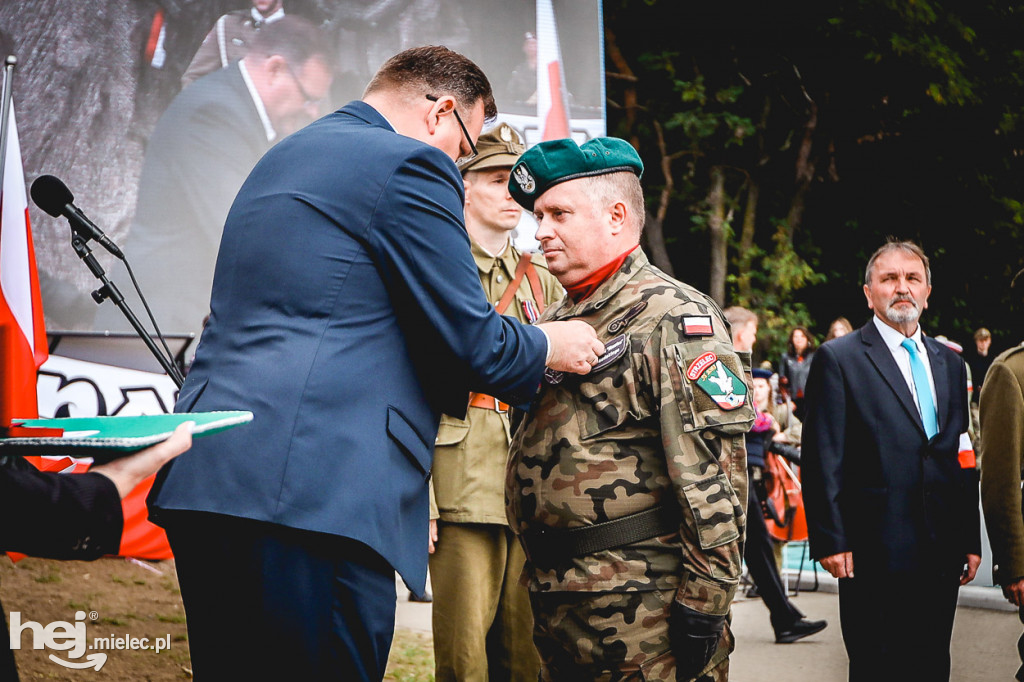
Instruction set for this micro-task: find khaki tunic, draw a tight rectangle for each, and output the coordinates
[430,241,562,523]
[507,249,753,676]
[980,343,1024,586]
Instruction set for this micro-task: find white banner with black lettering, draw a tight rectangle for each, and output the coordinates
[37,355,177,419]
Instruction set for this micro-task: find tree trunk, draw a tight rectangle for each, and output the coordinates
[708,165,727,305]
[642,211,674,276]
[737,178,759,302]
[783,101,818,244]
[768,101,818,300]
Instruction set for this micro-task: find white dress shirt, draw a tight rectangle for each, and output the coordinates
[872,315,938,422]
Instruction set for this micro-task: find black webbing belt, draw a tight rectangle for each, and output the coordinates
[520,504,681,570]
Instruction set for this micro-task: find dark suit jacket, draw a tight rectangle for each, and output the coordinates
[1,465,124,681]
[801,319,980,576]
[96,61,271,341]
[0,465,122,559]
[148,101,547,592]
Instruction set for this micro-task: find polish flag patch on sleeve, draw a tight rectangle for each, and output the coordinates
[683,315,713,336]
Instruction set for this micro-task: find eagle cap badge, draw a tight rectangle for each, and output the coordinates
[513,165,536,194]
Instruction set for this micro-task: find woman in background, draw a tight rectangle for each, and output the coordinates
[824,316,853,342]
[778,326,817,420]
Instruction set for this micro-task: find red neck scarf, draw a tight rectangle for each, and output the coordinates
[564,246,639,303]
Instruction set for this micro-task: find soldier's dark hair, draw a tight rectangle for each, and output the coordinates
[864,238,931,286]
[247,16,330,68]
[364,45,497,123]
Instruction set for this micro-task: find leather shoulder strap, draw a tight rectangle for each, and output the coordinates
[494,256,532,315]
[523,256,547,314]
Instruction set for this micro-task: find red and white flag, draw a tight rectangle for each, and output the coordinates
[536,0,571,141]
[0,102,47,427]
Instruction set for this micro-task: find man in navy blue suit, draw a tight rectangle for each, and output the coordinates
[96,16,332,342]
[147,46,602,680]
[802,240,980,681]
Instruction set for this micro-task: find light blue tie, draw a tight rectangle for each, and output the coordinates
[901,338,939,439]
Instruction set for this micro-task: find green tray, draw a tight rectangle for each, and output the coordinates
[0,411,253,463]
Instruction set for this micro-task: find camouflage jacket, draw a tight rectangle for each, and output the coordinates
[506,249,753,621]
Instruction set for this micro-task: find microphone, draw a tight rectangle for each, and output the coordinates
[30,175,124,259]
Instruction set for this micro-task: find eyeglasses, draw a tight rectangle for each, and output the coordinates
[426,94,478,162]
[285,62,327,111]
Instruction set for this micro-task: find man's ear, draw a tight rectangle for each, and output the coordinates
[608,201,628,235]
[264,54,287,83]
[863,283,874,310]
[424,95,454,136]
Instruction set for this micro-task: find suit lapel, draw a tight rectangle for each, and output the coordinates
[860,321,926,436]
[924,336,950,434]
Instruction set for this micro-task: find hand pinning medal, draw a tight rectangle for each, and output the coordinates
[545,335,628,384]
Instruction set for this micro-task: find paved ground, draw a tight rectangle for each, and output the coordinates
[395,575,1022,681]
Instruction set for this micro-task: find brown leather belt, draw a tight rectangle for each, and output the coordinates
[468,393,509,413]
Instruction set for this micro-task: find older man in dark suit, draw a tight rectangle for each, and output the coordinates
[148,46,602,681]
[96,16,331,342]
[802,239,980,681]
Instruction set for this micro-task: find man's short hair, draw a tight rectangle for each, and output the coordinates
[723,306,758,331]
[247,15,330,67]
[864,238,932,286]
[578,172,647,235]
[974,327,991,341]
[364,45,497,123]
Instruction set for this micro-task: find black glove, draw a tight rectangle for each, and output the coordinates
[767,440,801,465]
[669,601,725,680]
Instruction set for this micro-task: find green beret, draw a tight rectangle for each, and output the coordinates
[458,123,525,174]
[508,137,643,210]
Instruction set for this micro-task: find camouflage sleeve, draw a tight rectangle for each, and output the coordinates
[646,310,754,618]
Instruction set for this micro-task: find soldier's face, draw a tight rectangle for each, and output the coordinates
[464,168,522,232]
[533,180,624,286]
[253,0,283,16]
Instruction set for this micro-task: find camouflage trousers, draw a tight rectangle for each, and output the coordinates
[530,588,732,681]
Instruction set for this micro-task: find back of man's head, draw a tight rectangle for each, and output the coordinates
[246,15,329,67]
[724,306,758,350]
[364,46,497,123]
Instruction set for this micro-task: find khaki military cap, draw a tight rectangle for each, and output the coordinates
[458,123,525,174]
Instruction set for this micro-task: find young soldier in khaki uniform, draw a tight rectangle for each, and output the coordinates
[980,337,1024,681]
[428,123,563,682]
[506,138,753,681]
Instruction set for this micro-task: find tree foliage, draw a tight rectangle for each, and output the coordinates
[605,0,1024,362]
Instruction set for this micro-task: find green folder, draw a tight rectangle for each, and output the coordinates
[0,411,253,463]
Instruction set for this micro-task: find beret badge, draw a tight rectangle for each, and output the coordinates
[513,165,536,194]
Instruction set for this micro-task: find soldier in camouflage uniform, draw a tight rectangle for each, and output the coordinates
[505,137,754,681]
[428,123,562,682]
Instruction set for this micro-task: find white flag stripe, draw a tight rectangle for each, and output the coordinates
[535,0,570,140]
[0,104,36,355]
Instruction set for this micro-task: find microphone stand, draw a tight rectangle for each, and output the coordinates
[69,232,185,388]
